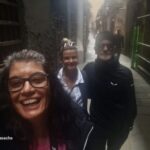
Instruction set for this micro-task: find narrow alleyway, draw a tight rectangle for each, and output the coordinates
[82,33,150,150]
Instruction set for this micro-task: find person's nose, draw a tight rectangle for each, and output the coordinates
[21,81,35,95]
[103,45,108,51]
[69,58,73,62]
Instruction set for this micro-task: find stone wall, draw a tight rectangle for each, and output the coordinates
[22,0,61,69]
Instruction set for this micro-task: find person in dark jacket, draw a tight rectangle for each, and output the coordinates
[83,31,137,150]
[0,49,92,150]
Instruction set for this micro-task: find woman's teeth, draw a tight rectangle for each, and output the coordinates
[22,99,39,105]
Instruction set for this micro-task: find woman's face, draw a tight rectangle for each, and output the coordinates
[62,49,78,71]
[8,61,49,122]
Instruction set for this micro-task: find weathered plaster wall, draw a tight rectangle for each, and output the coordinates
[22,0,53,61]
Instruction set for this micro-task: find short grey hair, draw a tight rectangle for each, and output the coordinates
[4,49,46,69]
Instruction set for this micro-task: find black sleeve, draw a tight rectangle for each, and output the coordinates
[81,70,88,110]
[126,70,137,127]
[82,63,92,99]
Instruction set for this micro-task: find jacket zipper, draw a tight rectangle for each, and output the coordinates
[83,126,94,150]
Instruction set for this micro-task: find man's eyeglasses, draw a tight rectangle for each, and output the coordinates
[8,72,48,92]
[99,43,113,49]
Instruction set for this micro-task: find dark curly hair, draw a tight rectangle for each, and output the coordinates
[0,49,82,149]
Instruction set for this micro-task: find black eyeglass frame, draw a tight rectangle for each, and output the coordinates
[8,72,48,92]
[98,43,113,49]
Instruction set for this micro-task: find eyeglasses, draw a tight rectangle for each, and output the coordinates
[8,72,48,92]
[99,43,113,49]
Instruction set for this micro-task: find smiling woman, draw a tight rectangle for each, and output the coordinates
[8,61,49,121]
[0,49,92,150]
[57,38,88,110]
